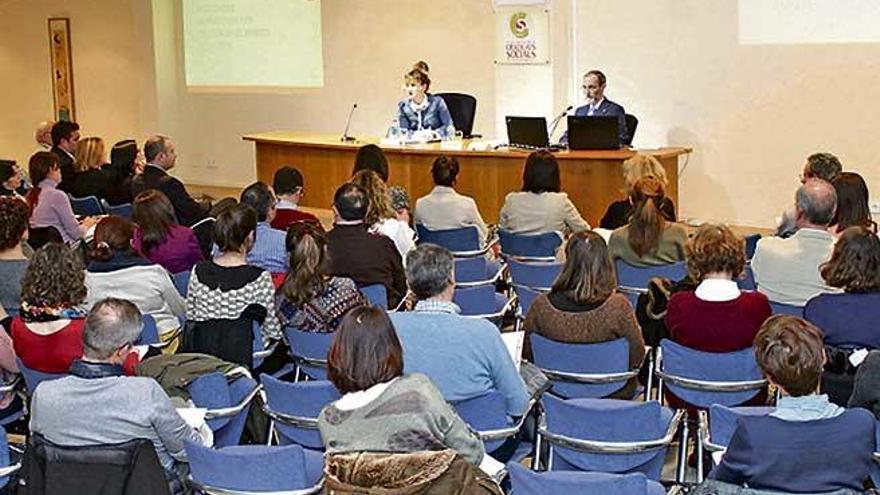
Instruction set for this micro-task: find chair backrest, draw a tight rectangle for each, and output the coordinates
[659,339,765,408]
[135,314,160,346]
[451,390,512,453]
[16,357,66,395]
[623,114,638,146]
[530,335,633,399]
[105,203,133,219]
[513,285,546,315]
[436,92,477,137]
[188,372,260,447]
[261,374,340,449]
[185,441,320,493]
[453,285,504,318]
[507,259,562,289]
[498,230,562,260]
[191,217,216,258]
[507,461,658,495]
[738,265,757,291]
[68,194,104,216]
[708,405,774,449]
[542,395,671,479]
[744,234,761,260]
[454,257,493,285]
[769,301,804,317]
[0,425,13,488]
[27,226,63,250]
[172,270,190,297]
[285,327,334,381]
[359,284,388,309]
[616,260,688,306]
[415,224,481,254]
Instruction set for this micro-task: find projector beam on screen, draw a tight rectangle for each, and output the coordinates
[183,0,324,90]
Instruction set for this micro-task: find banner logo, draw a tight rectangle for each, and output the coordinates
[510,12,529,38]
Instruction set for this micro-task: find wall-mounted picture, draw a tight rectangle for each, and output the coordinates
[48,18,75,122]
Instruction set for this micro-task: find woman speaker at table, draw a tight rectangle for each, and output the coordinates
[395,68,455,139]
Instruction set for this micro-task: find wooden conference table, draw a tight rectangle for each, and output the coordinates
[243,131,692,226]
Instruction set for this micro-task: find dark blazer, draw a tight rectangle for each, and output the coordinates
[574,98,628,144]
[709,409,876,493]
[69,168,111,201]
[51,146,76,193]
[131,164,209,227]
[326,224,407,309]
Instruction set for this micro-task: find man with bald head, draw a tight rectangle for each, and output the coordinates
[752,179,840,306]
[34,121,53,152]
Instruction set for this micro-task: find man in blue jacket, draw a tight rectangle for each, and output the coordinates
[563,69,629,145]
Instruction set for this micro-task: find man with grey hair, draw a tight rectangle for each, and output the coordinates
[389,244,528,418]
[753,179,840,306]
[34,120,53,152]
[131,134,210,226]
[30,298,207,484]
[776,151,843,236]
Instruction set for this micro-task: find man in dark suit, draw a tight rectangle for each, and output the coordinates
[326,183,406,309]
[568,69,629,145]
[131,135,210,227]
[50,120,80,193]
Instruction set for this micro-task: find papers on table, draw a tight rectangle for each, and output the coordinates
[501,331,525,372]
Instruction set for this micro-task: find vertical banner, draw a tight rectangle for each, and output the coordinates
[48,18,75,121]
[494,5,550,65]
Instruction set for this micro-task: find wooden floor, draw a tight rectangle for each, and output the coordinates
[187,183,774,237]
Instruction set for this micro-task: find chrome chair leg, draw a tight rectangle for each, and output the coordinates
[676,418,689,484]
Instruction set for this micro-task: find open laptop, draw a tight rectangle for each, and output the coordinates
[567,116,620,150]
[506,116,549,149]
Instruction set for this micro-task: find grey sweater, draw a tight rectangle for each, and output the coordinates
[318,373,485,465]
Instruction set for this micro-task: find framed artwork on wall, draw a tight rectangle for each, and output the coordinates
[48,18,75,122]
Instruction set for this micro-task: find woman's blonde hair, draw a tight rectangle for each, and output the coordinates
[622,154,667,194]
[74,136,105,172]
[351,170,395,225]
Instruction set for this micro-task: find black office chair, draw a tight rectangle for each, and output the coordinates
[436,93,479,138]
[624,114,638,146]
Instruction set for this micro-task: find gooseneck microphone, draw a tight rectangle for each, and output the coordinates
[548,105,574,138]
[341,103,358,142]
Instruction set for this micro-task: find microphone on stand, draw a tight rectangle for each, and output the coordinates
[548,105,573,139]
[341,103,358,142]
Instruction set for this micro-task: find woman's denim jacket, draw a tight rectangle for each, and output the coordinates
[396,94,455,138]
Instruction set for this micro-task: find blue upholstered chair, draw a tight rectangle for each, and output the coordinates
[454,257,503,287]
[452,390,533,459]
[185,441,323,494]
[415,225,494,257]
[615,260,688,307]
[537,395,683,481]
[68,194,104,216]
[507,461,666,495]
[453,285,515,325]
[284,327,333,381]
[172,270,190,297]
[530,335,640,399]
[769,301,804,317]
[698,404,774,464]
[105,202,133,219]
[359,284,388,309]
[261,375,339,450]
[0,426,19,489]
[187,372,262,447]
[498,230,562,261]
[136,314,160,346]
[507,258,562,316]
[16,357,66,395]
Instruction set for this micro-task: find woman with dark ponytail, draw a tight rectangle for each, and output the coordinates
[84,216,186,352]
[608,176,687,266]
[27,151,98,244]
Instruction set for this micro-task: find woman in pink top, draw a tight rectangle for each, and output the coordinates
[26,152,98,244]
[132,190,203,275]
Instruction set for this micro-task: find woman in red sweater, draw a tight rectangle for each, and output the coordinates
[666,224,771,352]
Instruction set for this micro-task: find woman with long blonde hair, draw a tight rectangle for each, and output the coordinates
[350,170,415,258]
[599,153,676,229]
[70,136,112,200]
[608,176,687,266]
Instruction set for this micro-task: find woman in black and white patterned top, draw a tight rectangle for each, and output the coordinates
[184,204,281,368]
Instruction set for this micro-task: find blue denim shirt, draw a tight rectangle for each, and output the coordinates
[396,94,455,138]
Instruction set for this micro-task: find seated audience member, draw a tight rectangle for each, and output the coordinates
[30,298,207,488]
[414,156,488,243]
[0,305,19,418]
[0,160,25,199]
[831,171,876,235]
[499,151,590,235]
[319,306,484,465]
[666,224,771,352]
[34,121,53,153]
[102,139,144,206]
[351,170,415,258]
[70,136,111,200]
[238,182,288,273]
[752,179,838,306]
[600,154,676,230]
[131,135,210,227]
[777,152,843,237]
[132,190,203,275]
[389,244,528,417]
[710,316,876,493]
[0,198,29,317]
[849,350,880,419]
[807,226,880,404]
[326,183,406,308]
[184,204,281,368]
[352,144,412,224]
[27,152,98,244]
[50,120,80,192]
[276,223,365,333]
[85,216,186,352]
[608,177,687,267]
[270,166,321,231]
[11,243,87,373]
[522,231,644,399]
